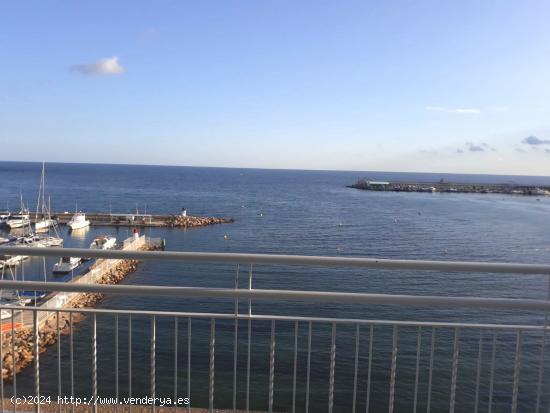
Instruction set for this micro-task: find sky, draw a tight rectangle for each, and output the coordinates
[1,0,550,175]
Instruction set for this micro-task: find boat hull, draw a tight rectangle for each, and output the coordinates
[35,219,57,231]
[68,220,90,230]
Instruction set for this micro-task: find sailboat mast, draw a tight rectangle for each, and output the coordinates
[35,162,45,220]
[41,162,46,215]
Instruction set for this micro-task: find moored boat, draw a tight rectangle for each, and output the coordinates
[0,255,29,269]
[5,211,30,229]
[35,217,58,232]
[68,212,90,230]
[53,256,81,273]
[90,235,117,250]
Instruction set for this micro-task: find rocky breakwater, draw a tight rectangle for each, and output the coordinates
[170,215,234,228]
[1,252,146,380]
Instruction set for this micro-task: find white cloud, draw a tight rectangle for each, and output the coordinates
[425,106,481,114]
[71,56,125,76]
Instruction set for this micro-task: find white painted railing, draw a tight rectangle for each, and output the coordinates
[0,246,548,413]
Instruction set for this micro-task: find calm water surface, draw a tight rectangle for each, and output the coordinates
[1,162,550,412]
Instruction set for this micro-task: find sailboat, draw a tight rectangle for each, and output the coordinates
[28,162,64,246]
[35,162,58,231]
[5,194,30,229]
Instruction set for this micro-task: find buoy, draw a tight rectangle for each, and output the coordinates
[224,234,229,240]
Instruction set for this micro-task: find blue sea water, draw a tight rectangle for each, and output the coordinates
[1,161,550,412]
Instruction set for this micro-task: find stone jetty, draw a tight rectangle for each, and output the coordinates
[170,215,234,228]
[349,178,550,196]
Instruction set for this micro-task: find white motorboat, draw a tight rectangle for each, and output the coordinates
[6,212,30,229]
[90,235,117,250]
[53,256,81,273]
[0,255,29,269]
[68,212,90,230]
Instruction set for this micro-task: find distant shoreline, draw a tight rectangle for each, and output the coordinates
[349,179,550,196]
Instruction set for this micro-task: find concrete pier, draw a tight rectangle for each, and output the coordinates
[1,211,234,228]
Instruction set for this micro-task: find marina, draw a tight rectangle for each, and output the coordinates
[0,233,160,380]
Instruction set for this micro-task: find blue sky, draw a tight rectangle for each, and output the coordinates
[1,1,550,175]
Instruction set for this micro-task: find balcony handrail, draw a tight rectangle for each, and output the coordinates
[1,246,550,274]
[0,279,549,310]
[0,304,548,331]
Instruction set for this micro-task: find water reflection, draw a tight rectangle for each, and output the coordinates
[68,226,89,241]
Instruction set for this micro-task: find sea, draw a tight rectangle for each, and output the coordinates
[1,161,550,412]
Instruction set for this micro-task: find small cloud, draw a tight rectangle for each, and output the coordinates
[545,149,550,154]
[522,135,550,145]
[419,149,438,155]
[71,56,125,76]
[468,144,485,152]
[456,149,464,154]
[515,147,526,153]
[425,106,481,114]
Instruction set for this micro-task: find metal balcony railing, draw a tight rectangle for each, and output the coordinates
[0,246,549,413]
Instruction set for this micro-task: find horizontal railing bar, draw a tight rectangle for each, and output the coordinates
[1,246,550,274]
[1,305,547,330]
[0,280,549,310]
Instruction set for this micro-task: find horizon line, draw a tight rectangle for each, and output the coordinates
[0,159,549,179]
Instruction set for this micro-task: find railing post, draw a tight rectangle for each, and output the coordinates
[11,309,16,413]
[365,325,374,413]
[248,264,253,317]
[233,264,239,412]
[388,326,398,413]
[92,313,97,413]
[511,330,522,413]
[33,310,40,413]
[449,328,460,413]
[328,323,336,413]
[535,274,550,413]
[268,320,276,412]
[305,321,312,413]
[150,316,156,413]
[174,317,178,402]
[352,324,359,413]
[413,326,422,413]
[209,319,215,412]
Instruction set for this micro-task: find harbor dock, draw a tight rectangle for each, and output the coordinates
[349,178,550,195]
[1,211,234,228]
[0,235,161,379]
